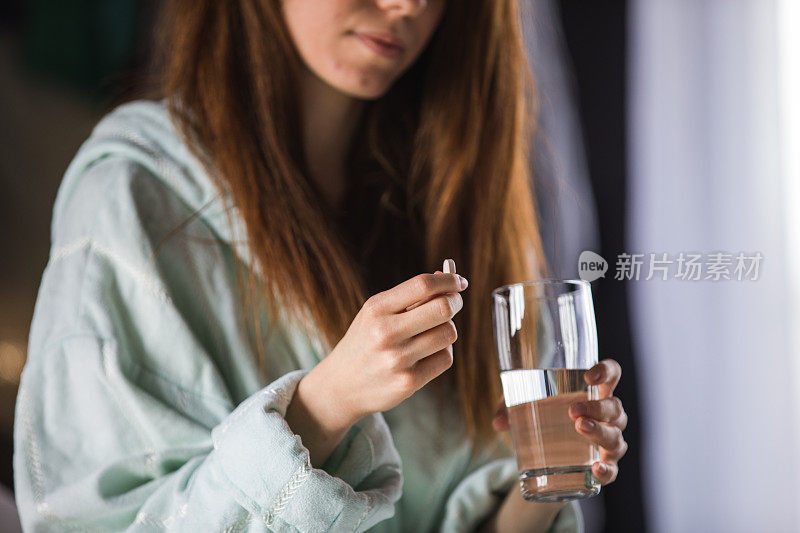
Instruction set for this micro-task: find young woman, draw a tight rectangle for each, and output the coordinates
[14,0,628,531]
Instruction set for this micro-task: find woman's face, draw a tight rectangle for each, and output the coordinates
[282,0,446,99]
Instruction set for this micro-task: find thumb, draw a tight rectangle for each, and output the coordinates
[492,399,510,432]
[404,270,445,312]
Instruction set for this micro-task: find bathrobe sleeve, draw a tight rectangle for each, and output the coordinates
[13,157,403,532]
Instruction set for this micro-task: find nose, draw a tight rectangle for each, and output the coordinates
[376,0,428,17]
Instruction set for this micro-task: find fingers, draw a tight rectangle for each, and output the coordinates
[599,439,628,464]
[615,409,628,431]
[404,270,443,312]
[404,292,438,312]
[396,290,464,338]
[373,272,467,314]
[592,460,619,485]
[568,397,624,424]
[398,320,457,365]
[575,416,626,455]
[404,267,454,312]
[411,346,454,388]
[572,372,627,488]
[585,358,622,398]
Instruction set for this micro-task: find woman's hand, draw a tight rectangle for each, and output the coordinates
[492,358,629,484]
[326,270,468,419]
[480,359,628,532]
[286,269,467,466]
[566,358,628,483]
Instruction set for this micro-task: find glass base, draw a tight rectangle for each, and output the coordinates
[519,466,601,502]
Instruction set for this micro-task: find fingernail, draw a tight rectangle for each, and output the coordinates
[579,418,596,431]
[570,403,587,417]
[587,367,602,382]
[458,275,468,289]
[596,462,608,474]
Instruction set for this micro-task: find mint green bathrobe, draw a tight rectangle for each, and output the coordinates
[13,101,583,532]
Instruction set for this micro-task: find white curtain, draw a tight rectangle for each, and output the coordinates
[628,1,800,531]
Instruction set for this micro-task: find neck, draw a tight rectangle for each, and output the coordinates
[299,67,365,208]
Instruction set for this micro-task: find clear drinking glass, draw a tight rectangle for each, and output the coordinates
[491,279,601,502]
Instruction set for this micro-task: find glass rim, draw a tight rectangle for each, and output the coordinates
[490,278,591,299]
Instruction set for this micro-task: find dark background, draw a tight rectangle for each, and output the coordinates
[558,2,646,531]
[0,1,644,531]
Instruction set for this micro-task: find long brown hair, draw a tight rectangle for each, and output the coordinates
[154,0,548,449]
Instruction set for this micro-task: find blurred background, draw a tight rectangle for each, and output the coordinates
[0,1,797,532]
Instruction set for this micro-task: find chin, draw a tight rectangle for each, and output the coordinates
[321,63,397,100]
[334,78,393,100]
[346,86,390,100]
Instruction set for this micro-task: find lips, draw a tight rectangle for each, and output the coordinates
[354,32,405,59]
